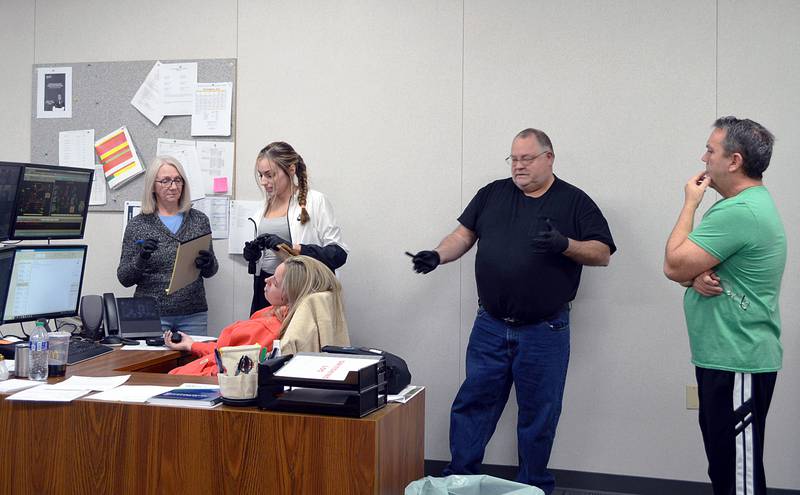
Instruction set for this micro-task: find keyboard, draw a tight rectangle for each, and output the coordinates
[67,339,113,365]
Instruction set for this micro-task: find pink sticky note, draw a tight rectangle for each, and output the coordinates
[213,177,228,193]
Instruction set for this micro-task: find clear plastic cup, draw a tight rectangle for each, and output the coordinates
[48,331,71,377]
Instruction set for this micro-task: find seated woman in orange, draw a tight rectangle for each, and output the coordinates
[165,255,348,375]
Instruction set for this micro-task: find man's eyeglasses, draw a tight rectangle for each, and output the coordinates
[720,280,751,311]
[155,178,184,187]
[505,150,551,166]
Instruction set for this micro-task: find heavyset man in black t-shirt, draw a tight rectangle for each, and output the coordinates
[411,128,616,494]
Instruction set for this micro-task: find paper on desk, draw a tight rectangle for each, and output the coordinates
[191,82,233,136]
[87,385,173,403]
[0,379,39,394]
[274,354,381,381]
[59,130,95,168]
[388,385,424,404]
[6,385,89,402]
[48,375,131,391]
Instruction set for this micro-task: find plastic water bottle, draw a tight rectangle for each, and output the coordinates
[29,321,49,381]
[0,356,9,381]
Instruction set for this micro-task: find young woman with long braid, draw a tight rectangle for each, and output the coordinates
[243,142,348,314]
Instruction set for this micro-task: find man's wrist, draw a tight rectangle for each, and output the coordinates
[683,199,701,211]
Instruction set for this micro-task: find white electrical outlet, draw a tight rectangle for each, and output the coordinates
[686,385,699,409]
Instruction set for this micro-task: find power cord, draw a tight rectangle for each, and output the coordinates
[55,318,79,335]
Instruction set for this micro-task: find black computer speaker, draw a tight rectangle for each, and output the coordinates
[79,295,104,341]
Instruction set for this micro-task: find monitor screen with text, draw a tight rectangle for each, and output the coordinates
[1,245,88,323]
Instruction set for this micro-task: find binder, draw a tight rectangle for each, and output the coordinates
[165,232,211,294]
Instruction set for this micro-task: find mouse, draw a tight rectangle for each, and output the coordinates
[170,331,182,344]
[100,335,123,346]
[146,337,165,347]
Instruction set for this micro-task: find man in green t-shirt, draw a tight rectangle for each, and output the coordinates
[664,116,785,495]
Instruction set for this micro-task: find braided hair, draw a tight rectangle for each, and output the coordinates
[256,141,310,224]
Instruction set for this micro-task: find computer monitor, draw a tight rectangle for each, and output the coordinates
[10,163,93,240]
[0,245,88,324]
[0,162,24,241]
[115,297,163,338]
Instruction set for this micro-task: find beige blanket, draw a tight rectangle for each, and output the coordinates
[282,291,350,355]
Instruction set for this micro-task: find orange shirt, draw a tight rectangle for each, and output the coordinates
[168,306,285,376]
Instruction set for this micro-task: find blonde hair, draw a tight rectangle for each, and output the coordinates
[278,256,344,338]
[141,155,192,214]
[255,142,310,224]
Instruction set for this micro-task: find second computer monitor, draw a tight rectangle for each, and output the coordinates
[0,245,88,324]
[10,163,93,240]
[0,162,24,241]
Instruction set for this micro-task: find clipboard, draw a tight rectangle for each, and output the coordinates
[165,233,212,295]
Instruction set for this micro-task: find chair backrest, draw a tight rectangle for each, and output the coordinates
[282,291,350,355]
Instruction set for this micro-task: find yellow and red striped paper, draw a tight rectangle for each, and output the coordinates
[94,126,144,189]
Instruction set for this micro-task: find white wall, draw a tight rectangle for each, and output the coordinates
[0,0,797,489]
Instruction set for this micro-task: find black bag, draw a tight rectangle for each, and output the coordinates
[321,345,411,394]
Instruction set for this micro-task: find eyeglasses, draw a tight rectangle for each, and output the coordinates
[505,150,551,166]
[720,280,750,311]
[155,178,184,187]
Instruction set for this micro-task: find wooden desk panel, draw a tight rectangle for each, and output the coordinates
[0,349,424,495]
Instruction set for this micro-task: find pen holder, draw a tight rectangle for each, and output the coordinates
[218,344,260,407]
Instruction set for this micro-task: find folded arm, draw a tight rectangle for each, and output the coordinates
[664,201,719,283]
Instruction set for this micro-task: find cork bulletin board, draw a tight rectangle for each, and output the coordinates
[31,58,236,211]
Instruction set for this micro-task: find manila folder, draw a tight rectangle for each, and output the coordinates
[166,233,212,295]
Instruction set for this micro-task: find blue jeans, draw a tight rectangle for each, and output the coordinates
[443,306,570,494]
[160,311,209,336]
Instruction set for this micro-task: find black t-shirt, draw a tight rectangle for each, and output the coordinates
[458,177,616,322]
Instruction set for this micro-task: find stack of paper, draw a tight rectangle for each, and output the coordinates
[274,354,381,382]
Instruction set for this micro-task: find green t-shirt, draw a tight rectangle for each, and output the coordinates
[684,186,786,372]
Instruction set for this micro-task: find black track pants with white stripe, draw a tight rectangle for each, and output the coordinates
[695,367,777,495]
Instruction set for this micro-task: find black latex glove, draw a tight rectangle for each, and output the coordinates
[531,219,569,254]
[195,250,213,269]
[260,233,291,251]
[138,238,159,260]
[242,241,262,262]
[411,250,440,274]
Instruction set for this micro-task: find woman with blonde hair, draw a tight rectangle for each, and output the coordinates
[243,142,348,314]
[278,255,349,355]
[165,255,348,375]
[117,155,218,335]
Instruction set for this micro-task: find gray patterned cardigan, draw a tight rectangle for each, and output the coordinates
[117,209,218,316]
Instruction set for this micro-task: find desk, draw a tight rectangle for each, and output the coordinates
[0,349,425,495]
